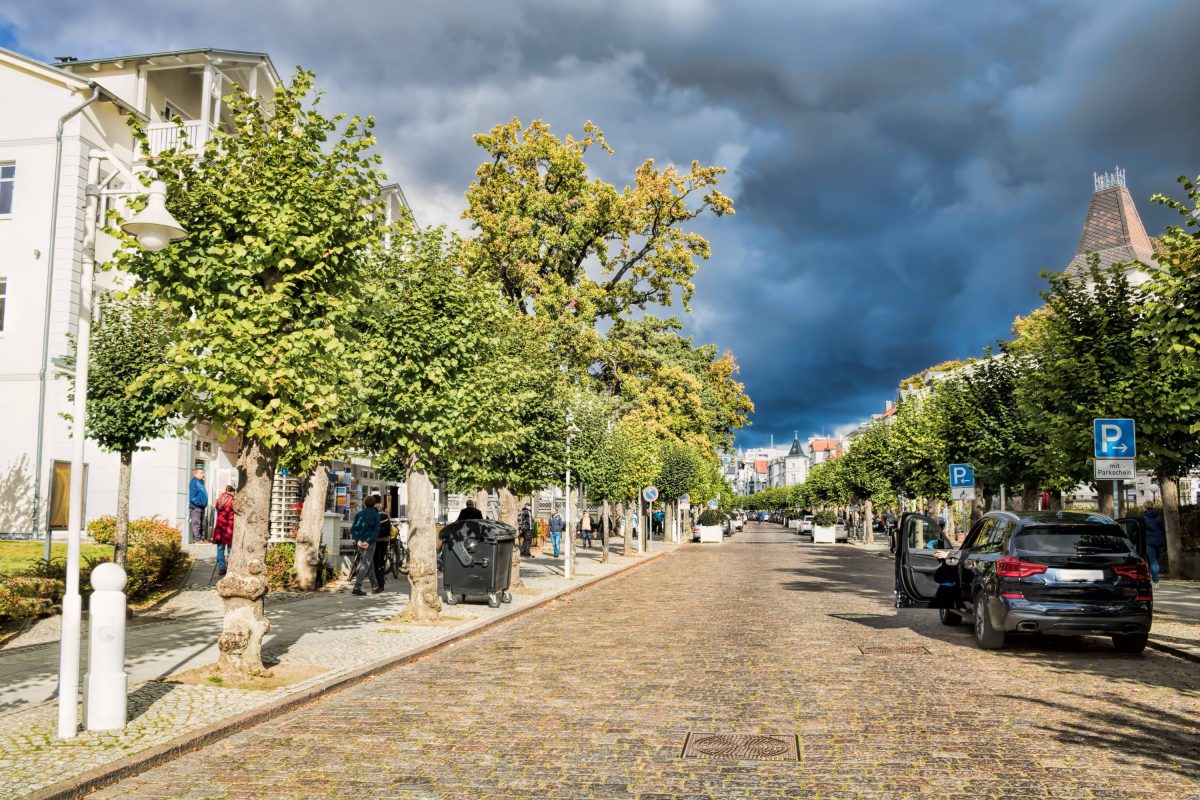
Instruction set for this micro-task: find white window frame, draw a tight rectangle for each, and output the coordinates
[0,162,14,218]
[0,275,6,334]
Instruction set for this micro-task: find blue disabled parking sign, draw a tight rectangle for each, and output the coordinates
[1094,418,1136,459]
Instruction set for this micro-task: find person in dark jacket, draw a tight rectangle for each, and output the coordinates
[457,499,483,521]
[211,485,236,574]
[517,503,534,557]
[372,497,394,592]
[351,496,382,596]
[1142,502,1166,588]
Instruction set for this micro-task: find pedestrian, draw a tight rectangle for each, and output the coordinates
[211,484,236,575]
[630,509,640,543]
[188,467,209,543]
[1142,501,1166,589]
[350,495,382,596]
[580,510,593,549]
[548,508,565,557]
[652,508,665,537]
[517,502,534,557]
[372,497,393,593]
[457,498,483,521]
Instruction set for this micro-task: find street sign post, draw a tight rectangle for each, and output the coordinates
[707,498,719,510]
[642,486,659,503]
[1093,419,1136,514]
[949,463,975,501]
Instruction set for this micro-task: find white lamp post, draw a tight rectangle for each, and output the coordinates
[563,416,579,580]
[57,152,186,740]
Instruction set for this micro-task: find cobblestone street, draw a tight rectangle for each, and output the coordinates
[91,523,1200,800]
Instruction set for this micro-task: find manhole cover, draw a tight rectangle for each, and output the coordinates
[858,644,931,655]
[681,733,800,761]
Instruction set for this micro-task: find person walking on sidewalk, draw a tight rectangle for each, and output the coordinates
[211,485,236,575]
[351,495,382,596]
[457,499,483,521]
[372,497,394,593]
[517,502,534,557]
[548,509,565,557]
[1142,502,1166,589]
[188,468,209,543]
[580,510,594,549]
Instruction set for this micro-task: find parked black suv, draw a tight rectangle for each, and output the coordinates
[895,510,1152,653]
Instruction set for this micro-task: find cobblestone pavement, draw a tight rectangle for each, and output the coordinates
[87,523,1200,800]
[1,541,666,799]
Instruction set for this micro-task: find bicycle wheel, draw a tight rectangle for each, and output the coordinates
[397,543,409,575]
[389,541,402,579]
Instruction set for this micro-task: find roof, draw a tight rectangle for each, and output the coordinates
[787,437,807,458]
[1065,175,1154,275]
[56,48,280,87]
[754,460,768,474]
[809,438,840,452]
[989,510,1117,526]
[0,46,145,119]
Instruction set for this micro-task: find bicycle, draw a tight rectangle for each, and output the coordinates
[382,536,409,579]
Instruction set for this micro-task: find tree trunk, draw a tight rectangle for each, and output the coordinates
[864,499,874,545]
[473,488,490,519]
[1096,482,1114,517]
[1049,490,1063,511]
[114,449,132,568]
[971,482,986,525]
[215,438,275,678]
[498,486,522,589]
[601,499,610,563]
[294,461,329,591]
[1021,482,1040,514]
[619,501,631,556]
[1161,476,1184,580]
[406,465,442,621]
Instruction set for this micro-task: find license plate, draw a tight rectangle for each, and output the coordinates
[1053,569,1104,582]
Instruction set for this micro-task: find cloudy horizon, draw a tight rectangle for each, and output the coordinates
[4,0,1196,448]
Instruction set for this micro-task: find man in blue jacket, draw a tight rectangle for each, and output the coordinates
[548,509,565,557]
[350,495,382,596]
[1142,502,1166,589]
[188,468,209,543]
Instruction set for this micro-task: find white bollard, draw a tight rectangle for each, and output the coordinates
[85,562,128,732]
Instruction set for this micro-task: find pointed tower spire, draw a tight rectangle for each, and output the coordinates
[1066,166,1154,279]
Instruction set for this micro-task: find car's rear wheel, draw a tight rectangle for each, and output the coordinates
[972,591,1005,650]
[1111,632,1148,654]
[939,607,963,626]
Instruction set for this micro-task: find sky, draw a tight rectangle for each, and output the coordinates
[3,1,1197,448]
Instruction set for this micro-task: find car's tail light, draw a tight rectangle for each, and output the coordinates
[1001,592,1024,599]
[996,557,1047,578]
[1135,595,1152,601]
[1113,561,1150,581]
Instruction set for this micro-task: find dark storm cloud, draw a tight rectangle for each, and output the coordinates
[5,1,1198,446]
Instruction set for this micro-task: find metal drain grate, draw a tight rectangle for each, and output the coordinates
[858,644,931,655]
[681,733,800,761]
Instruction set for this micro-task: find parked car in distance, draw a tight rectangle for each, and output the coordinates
[733,515,744,531]
[800,515,814,534]
[895,510,1152,653]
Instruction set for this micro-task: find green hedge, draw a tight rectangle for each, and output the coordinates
[696,509,724,526]
[813,510,839,527]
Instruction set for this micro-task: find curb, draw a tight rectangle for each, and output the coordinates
[1147,638,1200,664]
[24,547,676,800]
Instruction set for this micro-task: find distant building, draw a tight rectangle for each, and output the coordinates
[1064,167,1154,284]
[768,436,809,489]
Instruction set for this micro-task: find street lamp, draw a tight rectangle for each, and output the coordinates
[563,415,580,580]
[57,152,186,740]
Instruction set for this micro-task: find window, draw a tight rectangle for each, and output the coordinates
[0,277,6,332]
[0,163,13,215]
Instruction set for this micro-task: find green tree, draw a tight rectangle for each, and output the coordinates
[356,226,530,620]
[114,70,386,676]
[1139,173,1200,576]
[67,294,181,566]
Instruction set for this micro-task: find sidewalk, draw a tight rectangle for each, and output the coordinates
[0,539,676,800]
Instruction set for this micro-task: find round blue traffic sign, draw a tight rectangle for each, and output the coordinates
[707,498,719,509]
[643,486,659,503]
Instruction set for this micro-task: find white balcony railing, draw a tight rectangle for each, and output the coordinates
[142,120,216,158]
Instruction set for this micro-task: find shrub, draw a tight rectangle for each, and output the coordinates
[813,510,839,527]
[87,515,181,550]
[265,543,297,591]
[697,509,724,526]
[82,517,185,602]
[88,516,117,545]
[0,584,55,622]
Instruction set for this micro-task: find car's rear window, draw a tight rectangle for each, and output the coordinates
[1014,525,1132,555]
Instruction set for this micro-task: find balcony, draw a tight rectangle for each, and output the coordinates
[142,120,217,158]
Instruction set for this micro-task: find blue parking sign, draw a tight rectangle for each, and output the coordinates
[1093,419,1136,459]
[949,464,974,488]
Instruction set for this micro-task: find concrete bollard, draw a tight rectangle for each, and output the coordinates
[85,562,128,732]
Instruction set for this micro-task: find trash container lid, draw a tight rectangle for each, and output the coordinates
[439,519,517,543]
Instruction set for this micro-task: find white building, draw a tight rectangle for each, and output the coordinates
[0,47,408,539]
[768,437,809,488]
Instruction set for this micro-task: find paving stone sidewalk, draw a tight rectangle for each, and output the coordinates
[85,523,1200,800]
[0,540,673,800]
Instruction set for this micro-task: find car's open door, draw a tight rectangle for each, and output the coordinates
[1116,517,1147,560]
[895,512,957,608]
